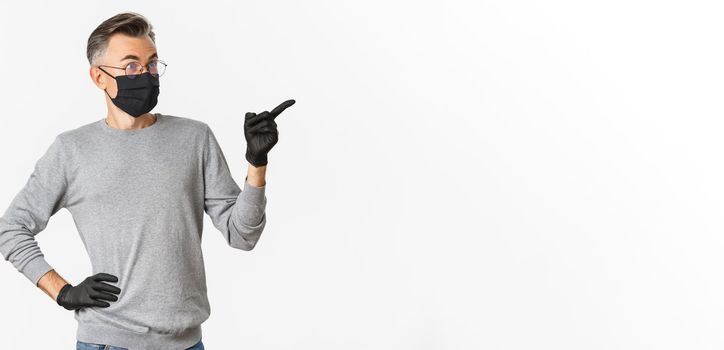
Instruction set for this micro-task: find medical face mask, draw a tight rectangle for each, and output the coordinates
[99,68,160,118]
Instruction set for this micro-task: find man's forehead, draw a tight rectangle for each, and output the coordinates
[105,34,157,63]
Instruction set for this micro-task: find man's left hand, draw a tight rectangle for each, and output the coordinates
[244,99,295,167]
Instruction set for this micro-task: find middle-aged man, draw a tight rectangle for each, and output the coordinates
[0,12,295,350]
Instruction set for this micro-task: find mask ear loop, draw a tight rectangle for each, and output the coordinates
[98,66,117,100]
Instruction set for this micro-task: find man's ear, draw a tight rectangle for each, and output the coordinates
[89,66,106,89]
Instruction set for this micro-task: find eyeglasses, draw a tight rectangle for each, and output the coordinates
[97,60,168,79]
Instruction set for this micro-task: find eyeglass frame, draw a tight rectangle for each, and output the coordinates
[97,59,168,79]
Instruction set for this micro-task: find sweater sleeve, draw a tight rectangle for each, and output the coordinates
[202,124,267,251]
[0,135,68,286]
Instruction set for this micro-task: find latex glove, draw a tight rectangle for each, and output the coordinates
[244,99,296,167]
[56,272,121,310]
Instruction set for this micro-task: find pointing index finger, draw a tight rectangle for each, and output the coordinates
[269,99,296,119]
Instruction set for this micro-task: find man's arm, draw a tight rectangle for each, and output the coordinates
[37,269,69,300]
[203,124,267,251]
[246,163,266,187]
[0,135,69,295]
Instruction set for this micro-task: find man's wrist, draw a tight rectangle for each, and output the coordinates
[37,269,70,301]
[245,175,266,188]
[246,162,267,187]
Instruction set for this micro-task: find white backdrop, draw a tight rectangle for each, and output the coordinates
[1,1,723,349]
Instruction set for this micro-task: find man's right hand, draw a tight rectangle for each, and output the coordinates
[56,272,121,311]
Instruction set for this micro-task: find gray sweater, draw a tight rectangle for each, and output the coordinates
[0,113,267,349]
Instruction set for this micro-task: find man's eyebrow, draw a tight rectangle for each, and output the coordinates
[121,52,158,62]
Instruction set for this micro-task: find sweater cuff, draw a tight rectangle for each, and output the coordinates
[21,256,54,286]
[241,179,266,206]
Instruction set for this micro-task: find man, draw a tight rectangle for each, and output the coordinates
[0,12,294,350]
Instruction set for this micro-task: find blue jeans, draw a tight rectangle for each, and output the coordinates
[76,338,204,350]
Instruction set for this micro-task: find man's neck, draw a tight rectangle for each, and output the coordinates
[105,112,156,130]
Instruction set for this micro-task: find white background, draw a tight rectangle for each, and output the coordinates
[1,1,723,349]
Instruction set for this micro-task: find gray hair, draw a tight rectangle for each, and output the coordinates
[86,12,156,66]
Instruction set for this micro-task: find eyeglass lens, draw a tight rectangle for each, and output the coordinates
[126,61,166,79]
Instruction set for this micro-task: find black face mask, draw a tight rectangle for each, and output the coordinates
[99,68,160,118]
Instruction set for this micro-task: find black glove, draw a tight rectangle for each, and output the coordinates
[244,99,296,167]
[56,272,122,311]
